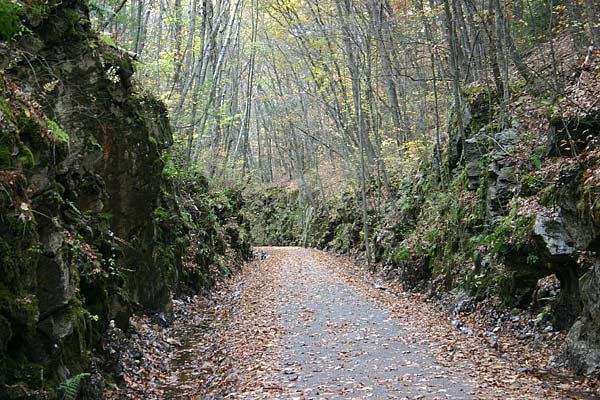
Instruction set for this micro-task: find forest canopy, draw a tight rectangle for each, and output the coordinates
[90,0,599,183]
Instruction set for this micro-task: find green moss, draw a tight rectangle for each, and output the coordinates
[17,142,34,169]
[0,1,24,40]
[0,129,34,170]
[509,79,527,95]
[539,185,557,207]
[18,114,47,152]
[392,247,411,264]
[13,295,39,335]
[452,168,469,191]
[0,240,16,284]
[520,174,544,196]
[462,84,490,101]
[483,211,535,257]
[0,141,11,170]
[0,96,15,124]
[0,288,39,349]
[462,84,498,133]
[578,183,600,224]
[155,242,177,286]
[21,363,45,388]
[547,106,561,124]
[47,119,70,144]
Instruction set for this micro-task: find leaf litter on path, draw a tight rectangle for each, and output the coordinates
[106,247,599,399]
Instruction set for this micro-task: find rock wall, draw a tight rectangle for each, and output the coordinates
[0,1,250,398]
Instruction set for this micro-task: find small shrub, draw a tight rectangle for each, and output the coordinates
[520,174,544,196]
[526,254,540,265]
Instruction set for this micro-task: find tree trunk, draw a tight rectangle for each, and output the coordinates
[583,0,600,48]
[564,0,590,53]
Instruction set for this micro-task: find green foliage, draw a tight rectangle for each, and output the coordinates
[539,184,557,207]
[508,79,527,96]
[86,135,102,151]
[520,174,544,196]
[526,254,540,265]
[530,154,542,170]
[392,247,411,264]
[66,199,82,216]
[153,206,173,221]
[0,129,34,170]
[89,1,114,17]
[58,372,90,400]
[0,95,14,123]
[482,209,534,258]
[47,120,70,144]
[0,139,13,170]
[462,83,491,102]
[17,144,34,168]
[98,32,118,47]
[160,155,178,178]
[0,0,23,40]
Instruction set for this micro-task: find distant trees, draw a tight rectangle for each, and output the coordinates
[90,0,595,252]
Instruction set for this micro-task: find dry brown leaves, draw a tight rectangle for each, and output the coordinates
[320,249,599,399]
[106,247,599,399]
[215,250,285,399]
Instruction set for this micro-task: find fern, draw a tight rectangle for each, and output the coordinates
[59,372,90,400]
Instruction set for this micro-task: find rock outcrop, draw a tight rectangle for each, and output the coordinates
[0,1,250,397]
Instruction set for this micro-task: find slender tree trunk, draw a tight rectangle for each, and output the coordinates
[180,0,199,97]
[336,0,372,267]
[172,0,184,86]
[564,0,589,54]
[443,0,466,164]
[493,0,510,128]
[583,0,600,48]
[370,1,403,146]
[154,0,164,91]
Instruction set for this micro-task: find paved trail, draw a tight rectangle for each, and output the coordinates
[147,247,594,399]
[203,246,587,399]
[277,248,472,398]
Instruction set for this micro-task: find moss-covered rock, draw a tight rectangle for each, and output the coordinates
[0,1,251,397]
